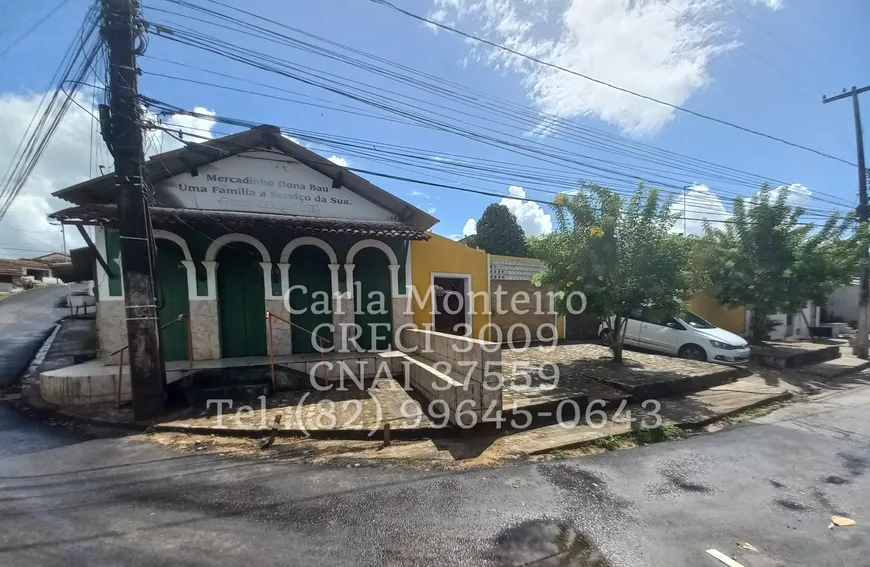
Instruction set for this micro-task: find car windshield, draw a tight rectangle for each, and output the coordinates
[680,311,716,329]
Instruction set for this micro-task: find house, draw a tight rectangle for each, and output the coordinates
[50,126,442,364]
[0,255,67,292]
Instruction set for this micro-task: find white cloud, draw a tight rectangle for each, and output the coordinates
[769,183,811,209]
[327,155,348,167]
[501,184,551,235]
[0,91,217,258]
[462,217,477,236]
[669,184,729,236]
[669,182,815,236]
[430,0,779,135]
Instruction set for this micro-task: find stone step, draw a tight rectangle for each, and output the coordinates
[500,375,791,455]
[583,362,746,400]
[750,342,841,369]
[795,356,870,379]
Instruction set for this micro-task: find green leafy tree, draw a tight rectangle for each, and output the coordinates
[469,203,527,257]
[701,186,855,343]
[528,183,696,363]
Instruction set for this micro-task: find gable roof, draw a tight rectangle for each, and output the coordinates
[52,125,438,230]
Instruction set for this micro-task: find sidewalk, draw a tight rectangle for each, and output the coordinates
[24,335,870,467]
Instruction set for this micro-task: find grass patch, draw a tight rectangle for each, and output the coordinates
[584,425,685,453]
[634,423,687,444]
[588,435,631,451]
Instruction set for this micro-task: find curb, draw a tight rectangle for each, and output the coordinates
[526,390,793,455]
[145,422,453,441]
[798,360,870,380]
[673,390,793,428]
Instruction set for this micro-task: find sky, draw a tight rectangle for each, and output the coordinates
[0,0,868,257]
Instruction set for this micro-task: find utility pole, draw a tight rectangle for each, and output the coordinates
[824,85,870,358]
[101,0,165,418]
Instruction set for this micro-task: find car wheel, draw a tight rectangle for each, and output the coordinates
[599,328,612,347]
[679,344,707,361]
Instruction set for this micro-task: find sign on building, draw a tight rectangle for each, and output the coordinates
[154,151,398,222]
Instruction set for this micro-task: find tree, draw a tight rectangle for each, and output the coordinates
[469,203,527,257]
[700,187,854,343]
[528,184,696,363]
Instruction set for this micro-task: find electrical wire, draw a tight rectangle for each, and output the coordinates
[366,0,856,167]
[141,26,853,212]
[0,0,75,59]
[0,3,100,221]
[141,114,849,228]
[140,1,855,208]
[148,105,851,221]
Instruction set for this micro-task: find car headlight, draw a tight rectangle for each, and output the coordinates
[710,340,732,349]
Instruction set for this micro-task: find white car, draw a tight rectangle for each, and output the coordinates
[598,308,750,364]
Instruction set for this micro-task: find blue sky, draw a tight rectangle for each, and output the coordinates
[0,0,868,254]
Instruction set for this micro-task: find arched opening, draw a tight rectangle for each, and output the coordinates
[287,246,333,354]
[353,247,393,351]
[156,239,190,361]
[216,243,267,358]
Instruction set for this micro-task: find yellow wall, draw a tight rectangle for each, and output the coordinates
[410,233,490,340]
[688,293,747,335]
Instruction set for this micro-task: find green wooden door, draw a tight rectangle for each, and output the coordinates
[217,244,267,358]
[156,241,190,361]
[353,247,393,351]
[287,246,333,354]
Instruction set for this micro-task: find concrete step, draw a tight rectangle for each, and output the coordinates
[498,375,791,455]
[584,362,746,400]
[796,356,870,379]
[750,342,841,369]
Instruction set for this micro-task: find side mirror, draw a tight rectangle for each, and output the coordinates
[666,322,681,330]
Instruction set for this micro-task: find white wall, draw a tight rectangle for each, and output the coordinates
[827,283,859,324]
[757,303,818,341]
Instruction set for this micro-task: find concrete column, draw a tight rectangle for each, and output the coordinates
[343,263,355,299]
[277,262,291,297]
[328,263,341,299]
[180,260,198,300]
[260,262,277,299]
[189,299,220,360]
[202,261,218,300]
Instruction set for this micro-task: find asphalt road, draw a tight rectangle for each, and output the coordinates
[0,285,78,386]
[0,384,867,566]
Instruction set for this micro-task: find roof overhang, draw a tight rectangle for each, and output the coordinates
[50,204,430,240]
